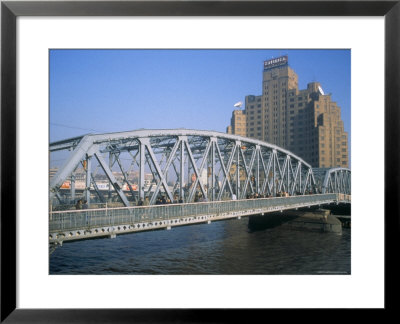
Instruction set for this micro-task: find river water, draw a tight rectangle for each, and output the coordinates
[49,216,351,275]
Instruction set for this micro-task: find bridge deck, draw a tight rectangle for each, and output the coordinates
[49,194,350,244]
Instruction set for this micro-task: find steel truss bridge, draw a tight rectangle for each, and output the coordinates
[49,129,351,244]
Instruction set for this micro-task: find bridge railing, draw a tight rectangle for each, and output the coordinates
[338,193,351,202]
[49,194,339,232]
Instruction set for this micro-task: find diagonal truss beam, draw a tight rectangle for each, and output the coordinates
[140,138,174,204]
[94,151,131,207]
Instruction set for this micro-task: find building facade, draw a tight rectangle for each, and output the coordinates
[226,109,246,137]
[227,55,349,168]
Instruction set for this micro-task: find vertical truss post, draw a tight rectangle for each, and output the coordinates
[211,138,216,201]
[236,141,240,198]
[299,164,302,194]
[108,152,112,200]
[85,155,91,206]
[256,146,260,194]
[180,139,185,202]
[273,150,277,196]
[70,173,76,202]
[287,156,290,194]
[139,140,146,200]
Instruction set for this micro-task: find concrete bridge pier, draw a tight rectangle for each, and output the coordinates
[248,209,343,234]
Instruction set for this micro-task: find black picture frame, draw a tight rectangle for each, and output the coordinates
[1,0,399,322]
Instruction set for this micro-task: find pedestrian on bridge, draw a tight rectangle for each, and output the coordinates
[75,199,82,210]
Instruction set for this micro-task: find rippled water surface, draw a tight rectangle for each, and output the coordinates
[50,217,350,275]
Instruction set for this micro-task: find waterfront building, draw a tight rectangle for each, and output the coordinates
[227,55,349,168]
[226,109,246,137]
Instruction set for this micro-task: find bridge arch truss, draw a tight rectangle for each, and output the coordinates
[50,129,320,207]
[312,167,351,195]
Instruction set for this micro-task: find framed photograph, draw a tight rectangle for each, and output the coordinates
[1,0,398,321]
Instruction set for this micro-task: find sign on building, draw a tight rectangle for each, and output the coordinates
[264,55,288,70]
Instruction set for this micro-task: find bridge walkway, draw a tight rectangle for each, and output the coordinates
[49,193,350,245]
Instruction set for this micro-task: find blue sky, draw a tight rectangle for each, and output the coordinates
[50,49,351,163]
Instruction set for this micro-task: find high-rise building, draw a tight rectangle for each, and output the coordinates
[227,55,349,168]
[226,109,246,137]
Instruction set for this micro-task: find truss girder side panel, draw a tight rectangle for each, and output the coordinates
[49,135,94,200]
[50,130,350,206]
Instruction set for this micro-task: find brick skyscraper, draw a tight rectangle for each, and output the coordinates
[227,55,349,168]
